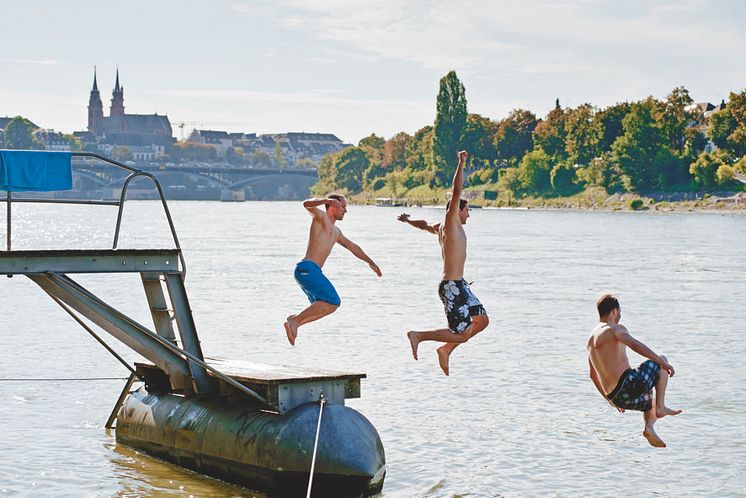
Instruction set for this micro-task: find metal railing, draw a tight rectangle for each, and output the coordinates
[1,152,186,276]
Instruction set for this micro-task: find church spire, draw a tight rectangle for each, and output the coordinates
[110,66,125,117]
[88,66,104,134]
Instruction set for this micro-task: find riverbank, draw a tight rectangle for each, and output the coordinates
[351,186,746,212]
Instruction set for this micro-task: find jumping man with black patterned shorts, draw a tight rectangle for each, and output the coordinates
[284,194,382,345]
[400,151,489,375]
[587,295,682,448]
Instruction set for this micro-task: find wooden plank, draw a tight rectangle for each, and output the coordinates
[205,357,366,385]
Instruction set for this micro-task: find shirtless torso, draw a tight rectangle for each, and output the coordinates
[587,322,633,394]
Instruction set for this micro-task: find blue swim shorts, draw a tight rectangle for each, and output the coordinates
[607,360,661,412]
[294,260,341,306]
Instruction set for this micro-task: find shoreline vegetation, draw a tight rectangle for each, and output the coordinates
[352,185,746,213]
[313,72,746,213]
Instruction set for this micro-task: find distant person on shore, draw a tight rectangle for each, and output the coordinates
[284,194,382,345]
[587,295,681,448]
[400,151,489,375]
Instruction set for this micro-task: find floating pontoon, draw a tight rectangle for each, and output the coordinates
[0,150,385,497]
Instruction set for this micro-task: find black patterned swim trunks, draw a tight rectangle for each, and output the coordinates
[607,360,661,412]
[438,279,486,333]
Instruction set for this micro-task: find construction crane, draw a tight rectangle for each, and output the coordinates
[173,121,204,140]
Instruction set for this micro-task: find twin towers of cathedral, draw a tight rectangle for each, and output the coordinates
[87,67,124,134]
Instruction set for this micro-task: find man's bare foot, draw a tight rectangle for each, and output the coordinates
[407,331,419,360]
[437,346,451,376]
[643,426,667,448]
[656,406,682,418]
[284,316,298,346]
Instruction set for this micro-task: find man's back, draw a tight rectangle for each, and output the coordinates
[439,215,467,281]
[587,323,631,394]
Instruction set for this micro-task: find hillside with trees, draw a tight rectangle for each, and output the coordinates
[314,72,746,207]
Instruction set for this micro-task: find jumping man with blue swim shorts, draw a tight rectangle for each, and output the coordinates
[401,151,490,375]
[587,295,681,448]
[284,194,382,345]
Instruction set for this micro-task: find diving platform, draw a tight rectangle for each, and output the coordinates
[1,150,385,496]
[137,358,365,414]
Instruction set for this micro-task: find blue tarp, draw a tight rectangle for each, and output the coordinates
[0,150,73,192]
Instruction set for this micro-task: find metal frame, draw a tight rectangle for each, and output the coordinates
[1,151,186,275]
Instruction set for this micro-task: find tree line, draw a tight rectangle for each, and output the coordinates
[314,71,746,200]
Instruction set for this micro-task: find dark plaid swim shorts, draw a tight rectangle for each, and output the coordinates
[438,279,486,333]
[607,360,661,412]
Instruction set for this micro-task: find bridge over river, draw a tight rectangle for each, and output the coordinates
[70,160,319,201]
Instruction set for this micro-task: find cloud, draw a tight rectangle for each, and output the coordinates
[4,59,58,65]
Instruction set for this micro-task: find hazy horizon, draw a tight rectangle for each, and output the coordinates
[1,0,744,144]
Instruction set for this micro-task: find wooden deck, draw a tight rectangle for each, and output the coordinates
[135,357,366,413]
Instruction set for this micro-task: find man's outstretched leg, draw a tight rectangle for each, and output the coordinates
[407,327,469,361]
[284,300,338,345]
[436,314,489,375]
[654,355,682,418]
[642,405,666,448]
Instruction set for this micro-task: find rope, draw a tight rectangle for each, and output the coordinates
[306,394,327,498]
[0,377,129,382]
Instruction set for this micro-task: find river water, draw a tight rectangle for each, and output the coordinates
[1,201,744,497]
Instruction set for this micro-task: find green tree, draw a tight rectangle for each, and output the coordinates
[689,151,727,188]
[518,148,553,194]
[406,126,433,172]
[564,103,602,165]
[431,70,468,185]
[111,146,133,162]
[381,132,411,171]
[3,116,41,149]
[274,142,288,169]
[708,89,746,156]
[493,109,538,166]
[332,146,369,192]
[249,150,273,168]
[550,160,578,195]
[593,102,632,153]
[461,113,498,165]
[533,102,568,159]
[497,167,523,197]
[610,98,665,190]
[654,86,693,151]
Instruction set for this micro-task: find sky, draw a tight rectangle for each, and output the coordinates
[1,0,744,144]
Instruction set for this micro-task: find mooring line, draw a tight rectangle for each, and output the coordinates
[0,377,129,382]
[306,394,327,498]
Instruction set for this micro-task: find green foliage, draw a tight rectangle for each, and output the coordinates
[610,98,665,190]
[497,167,523,196]
[654,86,693,151]
[431,70,468,185]
[518,148,552,193]
[381,132,411,171]
[708,89,746,156]
[689,151,727,188]
[593,102,632,152]
[533,105,568,159]
[564,104,602,165]
[550,161,578,195]
[62,134,82,151]
[111,146,133,162]
[493,109,538,166]
[249,150,272,168]
[317,146,369,193]
[629,198,644,210]
[462,113,498,165]
[168,142,218,162]
[406,126,433,172]
[2,116,41,149]
[274,142,288,169]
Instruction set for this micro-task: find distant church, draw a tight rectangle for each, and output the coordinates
[83,68,174,161]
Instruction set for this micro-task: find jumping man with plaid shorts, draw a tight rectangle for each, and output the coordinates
[587,295,682,448]
[401,151,490,376]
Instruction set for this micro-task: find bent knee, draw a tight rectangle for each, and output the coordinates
[473,314,489,331]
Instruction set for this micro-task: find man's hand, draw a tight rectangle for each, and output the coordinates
[608,400,625,413]
[458,150,468,162]
[327,198,341,209]
[659,359,675,377]
[397,213,410,223]
[369,262,382,277]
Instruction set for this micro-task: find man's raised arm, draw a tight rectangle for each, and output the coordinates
[337,233,382,277]
[303,197,336,217]
[447,150,468,218]
[612,325,675,376]
[397,213,439,234]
